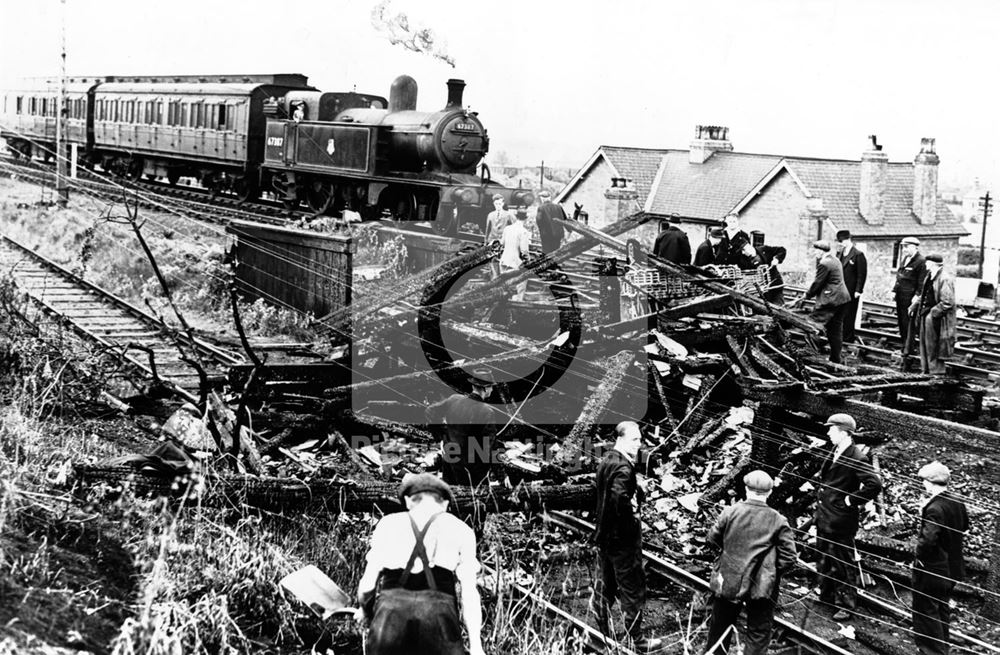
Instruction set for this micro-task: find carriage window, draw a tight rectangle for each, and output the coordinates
[156,101,163,124]
[41,98,48,116]
[16,96,23,114]
[217,103,227,130]
[180,103,188,127]
[196,102,205,128]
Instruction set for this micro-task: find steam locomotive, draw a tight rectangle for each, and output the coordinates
[1,73,532,234]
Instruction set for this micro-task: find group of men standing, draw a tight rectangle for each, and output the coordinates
[798,230,866,364]
[591,416,968,655]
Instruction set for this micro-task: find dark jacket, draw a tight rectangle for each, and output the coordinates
[839,246,868,296]
[653,226,692,265]
[694,239,723,266]
[720,230,762,269]
[425,393,499,480]
[815,443,883,536]
[805,253,851,309]
[707,499,797,601]
[593,449,642,546]
[915,491,968,581]
[893,252,927,300]
[534,201,566,253]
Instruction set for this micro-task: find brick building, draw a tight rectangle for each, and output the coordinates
[557,127,968,301]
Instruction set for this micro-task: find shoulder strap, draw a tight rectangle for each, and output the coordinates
[399,512,443,590]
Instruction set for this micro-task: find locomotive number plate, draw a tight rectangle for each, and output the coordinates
[454,122,478,132]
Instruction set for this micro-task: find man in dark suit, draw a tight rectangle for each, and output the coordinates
[533,189,566,255]
[801,241,852,363]
[425,370,500,487]
[836,230,867,343]
[653,218,692,265]
[912,461,968,655]
[756,244,788,306]
[592,422,658,650]
[814,413,883,621]
[695,227,726,266]
[704,470,798,655]
[893,236,927,348]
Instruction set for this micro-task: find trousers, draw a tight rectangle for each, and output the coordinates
[843,296,860,342]
[816,532,859,610]
[912,571,954,655]
[704,596,776,655]
[810,303,848,363]
[593,540,646,640]
[918,313,948,375]
[367,588,463,655]
[896,292,916,346]
[499,263,528,301]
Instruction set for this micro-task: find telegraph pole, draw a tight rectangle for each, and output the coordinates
[55,0,69,206]
[979,191,992,280]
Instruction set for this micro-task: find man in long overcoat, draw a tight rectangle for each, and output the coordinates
[836,230,867,343]
[801,241,852,363]
[704,470,797,655]
[912,461,968,655]
[910,254,957,375]
[814,413,882,621]
[653,218,692,265]
[894,236,927,347]
[534,189,566,254]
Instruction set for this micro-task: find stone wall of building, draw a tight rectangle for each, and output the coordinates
[559,157,619,230]
[737,171,813,278]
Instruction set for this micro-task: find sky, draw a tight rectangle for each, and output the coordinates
[1,0,997,190]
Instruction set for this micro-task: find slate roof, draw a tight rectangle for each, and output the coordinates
[644,151,782,222]
[599,146,670,207]
[783,158,967,239]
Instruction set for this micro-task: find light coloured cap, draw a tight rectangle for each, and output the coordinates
[926,253,943,263]
[824,413,857,432]
[471,368,494,387]
[743,469,774,493]
[538,189,551,199]
[492,192,504,201]
[918,461,950,485]
[397,472,453,503]
[901,236,920,246]
[813,240,832,252]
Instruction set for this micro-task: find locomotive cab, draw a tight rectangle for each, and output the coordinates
[282,90,387,122]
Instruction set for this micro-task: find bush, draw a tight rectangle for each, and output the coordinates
[958,247,982,267]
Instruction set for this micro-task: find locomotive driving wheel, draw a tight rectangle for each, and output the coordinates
[377,188,418,221]
[306,180,335,214]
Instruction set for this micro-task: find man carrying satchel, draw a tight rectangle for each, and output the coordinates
[704,470,797,655]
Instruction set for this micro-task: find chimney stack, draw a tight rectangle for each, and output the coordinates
[689,125,733,164]
[859,135,887,225]
[445,79,466,109]
[913,137,939,225]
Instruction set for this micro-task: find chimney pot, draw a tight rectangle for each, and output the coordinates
[689,124,733,164]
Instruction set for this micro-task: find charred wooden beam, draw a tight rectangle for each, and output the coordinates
[74,465,593,514]
[746,384,1000,458]
[554,350,636,468]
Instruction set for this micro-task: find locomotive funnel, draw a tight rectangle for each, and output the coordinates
[389,75,418,113]
[446,79,466,109]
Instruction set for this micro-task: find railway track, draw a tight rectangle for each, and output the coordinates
[0,234,242,398]
[785,286,1000,379]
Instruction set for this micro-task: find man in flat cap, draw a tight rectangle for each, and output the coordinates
[426,369,501,487]
[894,237,927,348]
[704,470,797,655]
[695,227,726,266]
[653,216,692,265]
[357,473,485,655]
[814,413,882,621]
[910,254,957,375]
[592,421,659,650]
[912,462,968,655]
[835,230,867,343]
[484,193,514,279]
[499,209,531,301]
[534,189,567,255]
[800,240,851,363]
